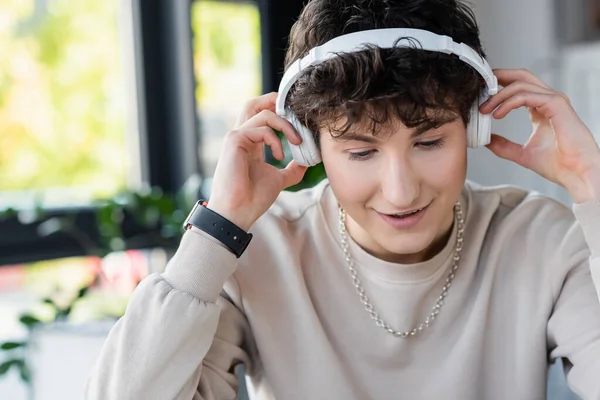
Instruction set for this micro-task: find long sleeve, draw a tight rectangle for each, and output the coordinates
[547,199,600,399]
[85,229,256,400]
[573,199,600,300]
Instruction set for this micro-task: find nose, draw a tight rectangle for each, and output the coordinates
[380,155,420,209]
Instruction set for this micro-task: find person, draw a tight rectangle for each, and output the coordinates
[85,0,600,399]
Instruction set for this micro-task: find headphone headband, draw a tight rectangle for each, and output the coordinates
[276,28,498,116]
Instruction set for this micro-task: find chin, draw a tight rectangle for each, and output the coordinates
[379,231,435,257]
[346,203,454,263]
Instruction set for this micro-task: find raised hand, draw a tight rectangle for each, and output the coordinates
[208,92,308,231]
[479,68,600,204]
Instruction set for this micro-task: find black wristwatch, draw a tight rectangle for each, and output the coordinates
[183,200,253,258]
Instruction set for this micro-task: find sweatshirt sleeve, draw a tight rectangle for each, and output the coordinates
[546,199,600,399]
[573,199,600,298]
[85,228,256,400]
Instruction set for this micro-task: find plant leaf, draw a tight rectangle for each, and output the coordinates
[0,359,20,376]
[17,360,31,383]
[0,341,26,350]
[77,286,89,299]
[56,306,72,319]
[42,297,59,311]
[19,314,42,329]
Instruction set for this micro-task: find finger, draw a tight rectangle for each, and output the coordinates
[279,160,309,188]
[242,126,286,160]
[485,133,527,167]
[492,68,552,90]
[240,109,303,146]
[480,81,554,114]
[236,92,279,127]
[491,91,567,120]
[488,91,593,150]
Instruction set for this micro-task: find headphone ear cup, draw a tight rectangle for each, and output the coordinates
[467,91,492,148]
[476,91,492,147]
[286,112,322,167]
[466,102,479,148]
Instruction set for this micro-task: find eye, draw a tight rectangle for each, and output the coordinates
[416,138,445,149]
[348,149,375,161]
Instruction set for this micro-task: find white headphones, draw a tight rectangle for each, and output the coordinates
[276,28,498,167]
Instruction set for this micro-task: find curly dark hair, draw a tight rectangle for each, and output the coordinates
[284,0,487,148]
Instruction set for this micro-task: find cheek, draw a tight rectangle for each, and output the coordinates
[417,144,467,191]
[322,149,377,204]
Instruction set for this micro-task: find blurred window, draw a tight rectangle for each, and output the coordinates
[191,0,263,178]
[0,0,133,209]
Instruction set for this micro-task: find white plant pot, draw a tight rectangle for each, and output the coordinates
[27,319,116,400]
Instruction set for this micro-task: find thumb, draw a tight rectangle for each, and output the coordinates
[280,160,309,188]
[485,133,527,168]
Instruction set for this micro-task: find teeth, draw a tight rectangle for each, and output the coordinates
[392,208,421,217]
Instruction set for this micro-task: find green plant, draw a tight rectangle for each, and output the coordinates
[0,155,326,388]
[0,179,198,388]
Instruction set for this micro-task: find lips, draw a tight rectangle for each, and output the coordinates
[377,203,431,229]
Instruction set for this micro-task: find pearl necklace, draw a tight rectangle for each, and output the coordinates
[338,202,464,337]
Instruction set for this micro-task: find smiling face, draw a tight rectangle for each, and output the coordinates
[320,116,468,264]
[282,0,485,265]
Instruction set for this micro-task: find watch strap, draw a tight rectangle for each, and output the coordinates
[183,201,253,258]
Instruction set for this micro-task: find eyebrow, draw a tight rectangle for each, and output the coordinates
[339,122,452,144]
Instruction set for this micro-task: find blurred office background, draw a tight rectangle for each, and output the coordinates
[0,0,598,398]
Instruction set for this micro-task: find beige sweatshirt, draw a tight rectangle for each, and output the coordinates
[85,179,600,400]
